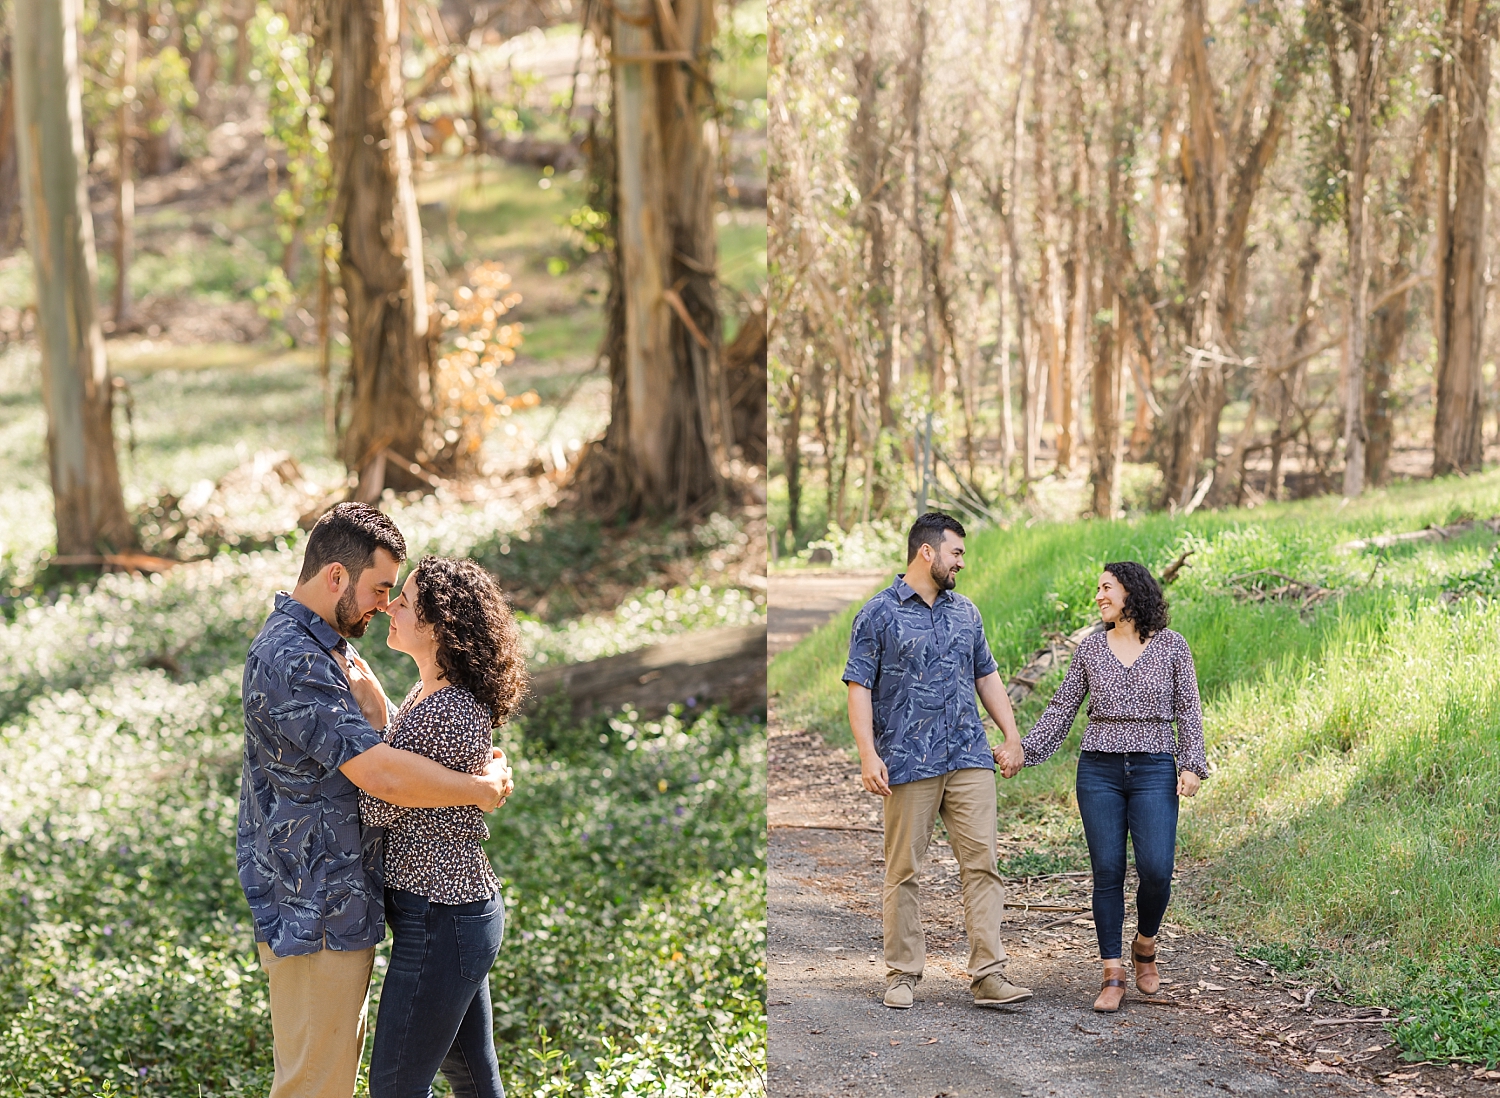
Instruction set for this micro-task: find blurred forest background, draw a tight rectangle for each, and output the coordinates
[0,0,767,1093]
[770,0,1500,563]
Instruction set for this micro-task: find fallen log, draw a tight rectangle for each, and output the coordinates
[1006,622,1104,705]
[1336,516,1500,553]
[46,551,179,574]
[1004,554,1191,705]
[526,623,765,720]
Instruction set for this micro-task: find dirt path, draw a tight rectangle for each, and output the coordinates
[766,569,1497,1097]
[767,725,1496,1098]
[767,569,889,656]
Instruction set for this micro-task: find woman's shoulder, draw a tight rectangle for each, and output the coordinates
[438,684,494,725]
[1078,628,1109,653]
[1154,628,1191,653]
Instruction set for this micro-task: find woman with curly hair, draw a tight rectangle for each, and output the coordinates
[360,556,528,1098]
[995,561,1208,1013]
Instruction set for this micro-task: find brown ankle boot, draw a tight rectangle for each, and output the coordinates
[1094,967,1128,1012]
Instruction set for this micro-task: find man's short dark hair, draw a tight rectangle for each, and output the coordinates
[907,511,966,563]
[297,503,407,585]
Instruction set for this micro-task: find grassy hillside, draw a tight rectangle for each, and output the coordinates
[770,474,1500,1066]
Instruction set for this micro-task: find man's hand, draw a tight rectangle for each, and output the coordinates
[475,748,513,811]
[337,650,389,728]
[1177,770,1201,798]
[860,752,892,797]
[992,738,1024,779]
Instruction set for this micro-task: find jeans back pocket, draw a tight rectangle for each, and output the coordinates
[453,897,504,983]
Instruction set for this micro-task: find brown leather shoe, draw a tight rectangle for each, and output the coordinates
[1094,967,1128,1012]
[1133,935,1160,995]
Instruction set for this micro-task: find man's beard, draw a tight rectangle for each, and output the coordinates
[932,561,958,591]
[334,586,370,637]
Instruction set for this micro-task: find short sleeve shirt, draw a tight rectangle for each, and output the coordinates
[237,593,387,957]
[841,575,1000,786]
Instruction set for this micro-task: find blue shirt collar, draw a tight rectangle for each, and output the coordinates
[893,574,953,605]
[273,591,348,655]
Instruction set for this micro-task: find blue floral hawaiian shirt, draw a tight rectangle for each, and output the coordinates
[841,575,1000,787]
[237,593,387,957]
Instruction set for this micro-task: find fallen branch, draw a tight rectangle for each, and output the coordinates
[1225,569,1333,610]
[1003,551,1190,706]
[1310,1018,1393,1027]
[769,823,882,834]
[1006,621,1106,705]
[1160,549,1195,585]
[1336,516,1500,553]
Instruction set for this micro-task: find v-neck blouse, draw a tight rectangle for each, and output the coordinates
[358,683,500,904]
[1021,627,1209,778]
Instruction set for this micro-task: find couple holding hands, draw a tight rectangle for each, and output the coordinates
[238,503,526,1098]
[845,512,1209,1014]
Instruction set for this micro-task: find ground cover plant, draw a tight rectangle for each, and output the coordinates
[770,473,1500,1067]
[0,533,765,1097]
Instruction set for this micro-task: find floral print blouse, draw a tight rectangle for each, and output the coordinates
[1021,628,1209,779]
[360,683,500,904]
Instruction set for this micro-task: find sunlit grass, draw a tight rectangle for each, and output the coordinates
[771,469,1500,1063]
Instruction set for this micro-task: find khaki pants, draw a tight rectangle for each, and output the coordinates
[883,767,1007,984]
[257,941,376,1098]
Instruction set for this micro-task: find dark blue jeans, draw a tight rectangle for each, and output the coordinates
[1075,751,1179,961]
[369,888,505,1098]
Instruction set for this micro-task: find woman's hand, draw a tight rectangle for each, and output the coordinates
[1177,770,1201,798]
[992,739,1024,779]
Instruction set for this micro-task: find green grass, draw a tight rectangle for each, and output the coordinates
[0,562,766,1094]
[771,472,1500,1065]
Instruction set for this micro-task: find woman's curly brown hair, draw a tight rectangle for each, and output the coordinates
[413,556,528,725]
[1102,560,1171,640]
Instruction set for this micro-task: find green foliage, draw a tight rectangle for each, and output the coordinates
[997,847,1087,879]
[771,471,1500,1066]
[0,537,765,1095]
[1393,948,1500,1067]
[1238,942,1322,974]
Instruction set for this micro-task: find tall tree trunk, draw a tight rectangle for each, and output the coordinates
[1031,33,1063,459]
[1269,241,1320,499]
[1161,0,1228,507]
[851,15,895,431]
[1165,0,1300,508]
[1058,44,1090,473]
[0,42,23,257]
[1433,0,1493,476]
[320,0,433,496]
[14,0,135,555]
[582,0,726,513]
[782,368,804,538]
[112,1,137,327]
[1091,288,1123,516]
[1340,0,1379,498]
[1367,105,1435,486]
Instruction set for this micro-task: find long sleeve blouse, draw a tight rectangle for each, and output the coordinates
[1021,627,1209,779]
[359,683,500,904]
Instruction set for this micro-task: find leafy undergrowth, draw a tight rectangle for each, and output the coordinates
[0,534,765,1096]
[770,471,1500,1066]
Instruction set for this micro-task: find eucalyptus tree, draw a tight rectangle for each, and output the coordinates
[578,0,728,514]
[12,0,135,556]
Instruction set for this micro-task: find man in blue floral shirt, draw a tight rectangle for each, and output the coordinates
[843,511,1032,1010]
[238,503,513,1098]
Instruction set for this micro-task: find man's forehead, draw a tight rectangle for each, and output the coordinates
[941,531,965,550]
[366,548,401,584]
